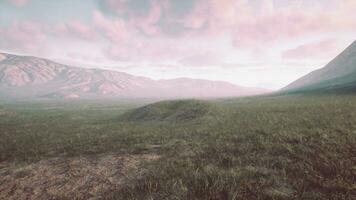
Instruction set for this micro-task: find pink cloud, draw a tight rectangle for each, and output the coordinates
[104,37,200,62]
[144,44,188,62]
[281,39,342,59]
[47,21,99,41]
[233,11,330,48]
[105,46,136,62]
[0,20,100,56]
[103,0,162,36]
[101,0,244,37]
[51,23,69,35]
[142,0,161,24]
[206,0,247,30]
[159,0,235,33]
[103,0,128,15]
[232,2,356,49]
[181,1,208,29]
[93,10,130,43]
[0,21,47,54]
[8,0,29,7]
[179,52,222,67]
[134,0,162,36]
[2,0,356,65]
[67,21,98,40]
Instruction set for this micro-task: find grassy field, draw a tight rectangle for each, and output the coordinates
[0,94,356,199]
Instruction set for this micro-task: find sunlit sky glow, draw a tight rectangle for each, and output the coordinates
[1,0,355,89]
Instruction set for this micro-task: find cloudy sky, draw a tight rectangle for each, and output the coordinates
[0,0,355,89]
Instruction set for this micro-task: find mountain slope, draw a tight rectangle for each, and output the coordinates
[0,53,158,99]
[282,41,356,92]
[0,52,269,99]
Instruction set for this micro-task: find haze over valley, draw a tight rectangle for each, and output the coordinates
[0,52,269,100]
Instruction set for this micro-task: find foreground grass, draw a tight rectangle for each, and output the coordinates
[1,94,356,199]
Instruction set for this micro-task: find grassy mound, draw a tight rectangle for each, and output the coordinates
[119,99,218,122]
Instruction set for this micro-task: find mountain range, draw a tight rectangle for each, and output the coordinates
[283,41,356,93]
[0,53,269,100]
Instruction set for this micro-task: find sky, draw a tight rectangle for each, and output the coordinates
[0,0,355,89]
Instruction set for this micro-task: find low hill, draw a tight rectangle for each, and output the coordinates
[282,41,356,93]
[119,100,218,122]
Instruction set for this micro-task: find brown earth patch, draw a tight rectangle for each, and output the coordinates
[0,154,159,200]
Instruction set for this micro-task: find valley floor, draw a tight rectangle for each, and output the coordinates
[0,94,356,199]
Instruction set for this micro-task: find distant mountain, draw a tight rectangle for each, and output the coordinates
[0,52,269,100]
[283,41,356,93]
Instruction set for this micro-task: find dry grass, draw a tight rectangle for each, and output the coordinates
[0,154,159,200]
